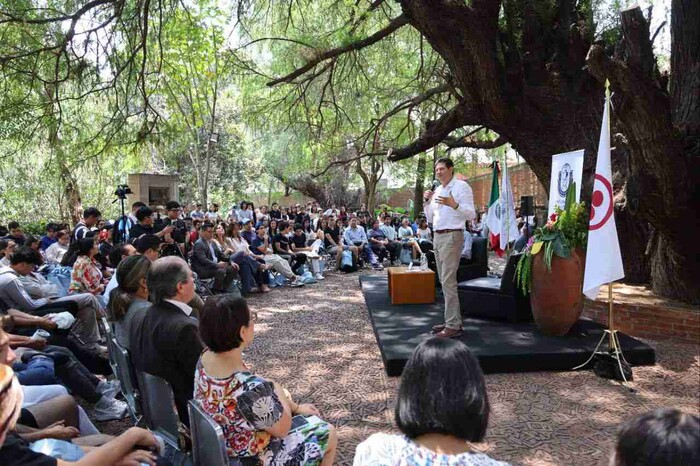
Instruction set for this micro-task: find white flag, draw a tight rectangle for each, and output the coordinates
[499,158,520,250]
[583,87,624,299]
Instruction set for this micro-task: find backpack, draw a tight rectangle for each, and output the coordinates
[299,270,317,284]
[340,250,357,273]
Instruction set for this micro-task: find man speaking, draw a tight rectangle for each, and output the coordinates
[424,157,476,338]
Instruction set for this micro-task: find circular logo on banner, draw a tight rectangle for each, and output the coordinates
[495,203,502,220]
[589,174,614,231]
[558,163,573,197]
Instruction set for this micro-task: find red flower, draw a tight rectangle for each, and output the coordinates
[549,213,558,222]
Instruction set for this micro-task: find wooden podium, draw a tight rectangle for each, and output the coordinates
[387,267,436,305]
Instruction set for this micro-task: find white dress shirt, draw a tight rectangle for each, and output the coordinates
[164,299,193,316]
[424,177,476,230]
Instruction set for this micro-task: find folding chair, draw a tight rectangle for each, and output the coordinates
[136,371,182,450]
[99,317,118,376]
[187,400,229,466]
[109,337,142,425]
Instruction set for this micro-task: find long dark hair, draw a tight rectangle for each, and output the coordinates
[108,255,151,322]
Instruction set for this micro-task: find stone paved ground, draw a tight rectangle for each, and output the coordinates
[92,255,699,466]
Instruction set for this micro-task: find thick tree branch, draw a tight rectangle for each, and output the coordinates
[387,103,478,161]
[266,14,409,86]
[445,134,506,150]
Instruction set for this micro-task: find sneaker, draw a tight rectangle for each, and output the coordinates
[97,379,121,399]
[372,263,384,271]
[94,397,129,421]
[314,273,325,280]
[289,278,305,287]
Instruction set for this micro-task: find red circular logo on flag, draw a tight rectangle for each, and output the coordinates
[589,174,613,231]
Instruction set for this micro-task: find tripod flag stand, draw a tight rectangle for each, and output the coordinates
[572,282,630,384]
[573,81,628,382]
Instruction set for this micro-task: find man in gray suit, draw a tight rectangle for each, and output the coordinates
[190,223,239,293]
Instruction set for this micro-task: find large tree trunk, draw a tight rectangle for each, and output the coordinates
[413,153,427,217]
[395,0,699,303]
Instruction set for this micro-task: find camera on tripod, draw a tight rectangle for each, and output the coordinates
[114,184,132,200]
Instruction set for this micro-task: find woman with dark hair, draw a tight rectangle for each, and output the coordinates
[107,255,151,351]
[194,295,337,465]
[268,219,278,238]
[68,238,104,297]
[611,408,699,466]
[354,338,508,465]
[247,202,257,226]
[24,236,40,252]
[224,222,271,294]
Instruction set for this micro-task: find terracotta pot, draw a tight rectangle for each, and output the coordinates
[530,247,585,336]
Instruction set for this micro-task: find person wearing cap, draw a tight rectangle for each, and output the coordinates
[161,201,188,256]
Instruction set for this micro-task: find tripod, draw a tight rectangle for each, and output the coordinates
[572,282,631,386]
[112,185,132,245]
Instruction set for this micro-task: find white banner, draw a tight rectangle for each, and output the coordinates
[548,149,584,216]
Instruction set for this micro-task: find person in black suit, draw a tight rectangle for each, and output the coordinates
[190,222,239,293]
[130,256,203,426]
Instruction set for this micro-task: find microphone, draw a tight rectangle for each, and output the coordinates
[425,180,439,201]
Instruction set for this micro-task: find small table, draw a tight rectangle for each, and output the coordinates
[387,267,436,305]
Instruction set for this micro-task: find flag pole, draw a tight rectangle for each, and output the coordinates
[608,282,614,347]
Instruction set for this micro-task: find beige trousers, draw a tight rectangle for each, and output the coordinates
[433,230,464,330]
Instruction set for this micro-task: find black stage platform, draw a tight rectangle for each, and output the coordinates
[360,275,656,377]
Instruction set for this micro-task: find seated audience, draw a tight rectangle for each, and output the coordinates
[191,203,205,219]
[191,223,239,294]
[0,247,104,355]
[72,208,101,242]
[0,239,16,267]
[368,219,401,266]
[273,221,307,275]
[323,217,358,269]
[68,239,106,298]
[103,243,137,300]
[24,236,41,252]
[611,408,699,466]
[44,231,69,266]
[398,218,422,259]
[354,337,508,465]
[3,222,26,247]
[251,225,305,287]
[107,255,151,351]
[220,223,270,294]
[194,295,337,465]
[416,219,432,242]
[133,234,161,262]
[131,256,203,425]
[343,217,382,270]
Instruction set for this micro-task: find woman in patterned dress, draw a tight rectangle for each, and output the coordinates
[68,238,105,296]
[354,338,510,466]
[194,295,337,466]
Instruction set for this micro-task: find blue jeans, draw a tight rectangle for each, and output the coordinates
[14,356,57,386]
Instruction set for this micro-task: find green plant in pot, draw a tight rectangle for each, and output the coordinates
[516,183,589,335]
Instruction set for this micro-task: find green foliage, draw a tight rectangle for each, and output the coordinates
[515,198,590,295]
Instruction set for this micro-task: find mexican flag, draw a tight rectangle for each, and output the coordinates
[485,161,504,256]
